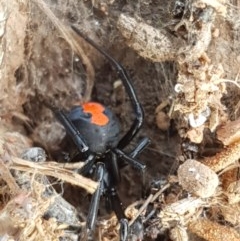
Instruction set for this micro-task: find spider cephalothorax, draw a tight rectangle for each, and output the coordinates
[68,102,121,154]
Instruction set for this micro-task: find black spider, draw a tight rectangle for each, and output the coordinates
[46,25,150,241]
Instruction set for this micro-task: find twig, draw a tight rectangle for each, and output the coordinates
[129,194,153,226]
[128,183,170,226]
[10,156,98,194]
[151,183,171,203]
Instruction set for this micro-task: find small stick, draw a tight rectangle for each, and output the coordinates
[129,194,153,226]
[10,156,98,194]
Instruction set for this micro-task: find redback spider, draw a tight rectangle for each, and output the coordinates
[45,25,150,241]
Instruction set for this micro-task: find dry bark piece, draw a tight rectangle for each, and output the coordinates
[216,118,240,146]
[118,6,214,63]
[220,168,239,190]
[202,140,240,172]
[178,159,219,198]
[188,219,240,241]
[118,6,228,144]
[0,157,20,196]
[0,124,33,196]
[117,14,184,62]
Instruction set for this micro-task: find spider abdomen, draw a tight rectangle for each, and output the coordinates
[68,102,121,154]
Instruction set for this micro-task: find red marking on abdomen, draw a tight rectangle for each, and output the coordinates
[82,102,109,126]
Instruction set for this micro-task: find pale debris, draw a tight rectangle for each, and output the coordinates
[174,62,227,142]
[226,180,240,205]
[178,159,219,198]
[220,203,240,226]
[188,106,211,128]
[118,3,228,143]
[159,196,205,228]
[170,226,189,241]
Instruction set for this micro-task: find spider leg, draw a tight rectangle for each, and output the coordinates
[115,147,147,198]
[78,154,96,176]
[71,25,144,149]
[105,154,128,241]
[86,162,105,233]
[129,137,151,158]
[104,151,146,241]
[107,183,144,241]
[117,137,150,170]
[107,187,125,220]
[45,103,89,152]
[87,160,129,241]
[105,152,124,217]
[106,187,141,241]
[114,148,146,171]
[109,151,121,185]
[119,219,129,241]
[119,218,144,241]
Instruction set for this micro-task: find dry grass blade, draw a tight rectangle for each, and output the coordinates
[10,156,98,194]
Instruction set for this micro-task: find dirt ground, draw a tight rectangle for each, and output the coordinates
[1,0,240,241]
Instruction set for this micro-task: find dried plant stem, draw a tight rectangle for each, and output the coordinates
[151,183,171,203]
[10,156,98,194]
